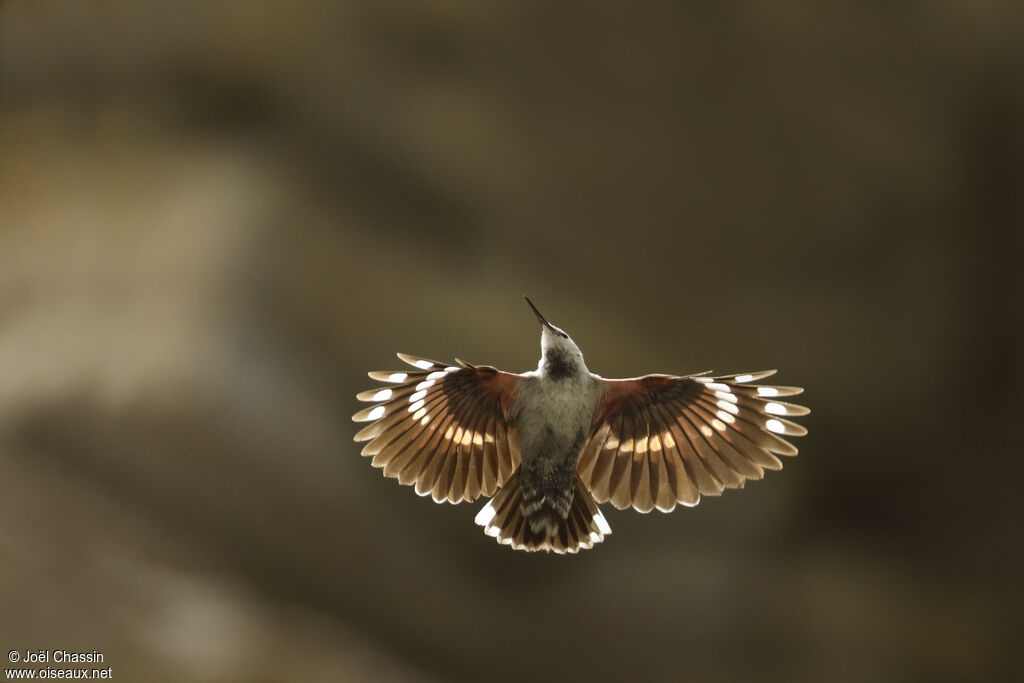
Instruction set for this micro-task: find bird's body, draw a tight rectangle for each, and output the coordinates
[512,333,601,536]
[353,298,808,554]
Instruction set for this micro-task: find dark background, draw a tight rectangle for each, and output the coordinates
[1,2,1021,681]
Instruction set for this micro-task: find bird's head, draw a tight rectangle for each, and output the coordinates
[524,297,587,378]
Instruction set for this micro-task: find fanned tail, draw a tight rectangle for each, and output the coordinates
[474,469,611,554]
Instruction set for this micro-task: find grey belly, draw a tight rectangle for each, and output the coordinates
[518,423,585,500]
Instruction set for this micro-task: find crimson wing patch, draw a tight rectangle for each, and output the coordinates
[353,353,525,504]
[579,370,808,513]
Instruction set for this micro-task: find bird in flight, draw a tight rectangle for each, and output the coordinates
[353,297,808,554]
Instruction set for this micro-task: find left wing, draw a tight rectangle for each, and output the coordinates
[353,354,526,504]
[578,371,808,513]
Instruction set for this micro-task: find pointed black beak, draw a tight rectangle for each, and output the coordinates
[523,296,554,331]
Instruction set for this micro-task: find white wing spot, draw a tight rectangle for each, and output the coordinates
[595,514,612,535]
[694,377,712,384]
[408,399,425,413]
[372,389,393,402]
[485,526,501,537]
[699,424,714,438]
[758,387,779,397]
[367,405,386,421]
[707,382,730,392]
[427,371,447,380]
[766,419,785,434]
[474,503,497,526]
[716,410,736,424]
[413,408,427,421]
[473,432,484,446]
[415,379,435,391]
[589,531,602,543]
[711,418,727,432]
[387,372,408,383]
[735,374,755,383]
[414,360,434,370]
[419,414,431,425]
[662,432,676,448]
[714,390,738,403]
[409,389,427,403]
[716,400,739,415]
[445,366,460,373]
[765,402,787,416]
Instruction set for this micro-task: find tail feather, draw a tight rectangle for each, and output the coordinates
[474,469,611,554]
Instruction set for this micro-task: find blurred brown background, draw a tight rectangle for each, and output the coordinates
[1,2,1022,682]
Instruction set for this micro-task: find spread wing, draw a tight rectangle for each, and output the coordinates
[578,370,808,513]
[353,353,526,504]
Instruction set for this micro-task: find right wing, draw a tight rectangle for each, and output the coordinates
[578,370,808,513]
